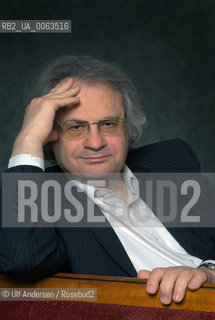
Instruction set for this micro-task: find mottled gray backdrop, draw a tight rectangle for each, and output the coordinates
[0,0,215,172]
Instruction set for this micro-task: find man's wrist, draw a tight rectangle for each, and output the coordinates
[198,266,215,283]
[198,262,215,270]
[11,133,44,159]
[198,263,215,283]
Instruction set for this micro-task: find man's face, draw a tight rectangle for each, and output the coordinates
[52,83,129,180]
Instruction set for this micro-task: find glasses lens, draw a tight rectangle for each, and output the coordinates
[99,118,123,136]
[64,121,88,138]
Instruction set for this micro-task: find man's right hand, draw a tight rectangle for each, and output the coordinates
[11,78,80,159]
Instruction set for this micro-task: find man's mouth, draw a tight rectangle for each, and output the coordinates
[79,155,111,163]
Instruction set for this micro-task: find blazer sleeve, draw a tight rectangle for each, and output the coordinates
[205,241,215,261]
[0,165,67,280]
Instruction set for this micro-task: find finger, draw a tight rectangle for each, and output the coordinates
[49,82,61,93]
[50,78,75,94]
[50,85,81,100]
[52,96,80,111]
[171,269,194,303]
[146,268,164,295]
[158,269,180,305]
[137,270,151,280]
[188,269,208,291]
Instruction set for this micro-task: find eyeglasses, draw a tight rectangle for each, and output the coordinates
[55,117,126,140]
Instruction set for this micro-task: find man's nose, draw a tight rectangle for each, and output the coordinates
[83,125,107,150]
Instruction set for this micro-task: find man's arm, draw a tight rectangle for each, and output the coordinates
[0,79,80,279]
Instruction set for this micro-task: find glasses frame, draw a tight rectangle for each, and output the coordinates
[55,117,126,139]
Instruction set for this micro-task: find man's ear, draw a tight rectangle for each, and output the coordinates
[47,129,59,143]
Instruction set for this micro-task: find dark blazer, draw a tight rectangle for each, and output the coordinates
[0,139,214,280]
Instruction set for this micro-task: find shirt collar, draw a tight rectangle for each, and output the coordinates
[123,165,140,197]
[69,165,139,203]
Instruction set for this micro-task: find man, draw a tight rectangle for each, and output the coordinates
[1,55,215,305]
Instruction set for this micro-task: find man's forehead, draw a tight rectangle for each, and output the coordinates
[55,82,124,123]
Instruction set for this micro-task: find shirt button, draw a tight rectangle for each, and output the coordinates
[154,235,158,241]
[98,191,105,197]
[188,258,194,263]
[95,190,105,198]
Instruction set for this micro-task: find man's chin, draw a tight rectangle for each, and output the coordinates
[73,171,117,182]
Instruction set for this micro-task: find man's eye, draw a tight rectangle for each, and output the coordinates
[101,121,117,128]
[68,124,83,131]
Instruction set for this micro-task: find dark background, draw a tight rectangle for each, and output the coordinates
[0,0,215,172]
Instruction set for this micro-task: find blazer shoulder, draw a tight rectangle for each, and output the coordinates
[126,139,201,172]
